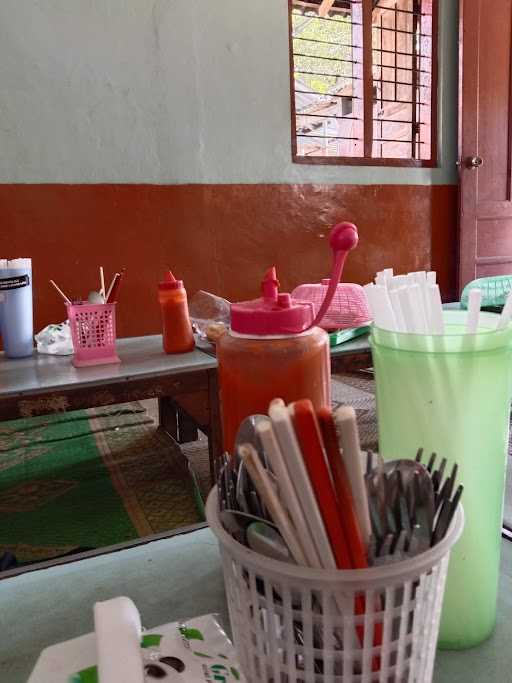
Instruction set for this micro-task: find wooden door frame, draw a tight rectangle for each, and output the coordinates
[458,0,512,293]
[457,0,478,295]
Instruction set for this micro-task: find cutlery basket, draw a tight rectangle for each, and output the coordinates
[206,490,463,683]
[66,302,120,367]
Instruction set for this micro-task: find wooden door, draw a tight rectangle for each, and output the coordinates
[459,0,512,291]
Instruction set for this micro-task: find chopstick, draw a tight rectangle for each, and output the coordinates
[317,407,383,665]
[256,420,318,567]
[291,400,352,569]
[268,402,335,568]
[333,406,372,545]
[317,407,367,567]
[239,443,307,566]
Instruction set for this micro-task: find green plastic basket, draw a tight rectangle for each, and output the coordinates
[460,274,512,310]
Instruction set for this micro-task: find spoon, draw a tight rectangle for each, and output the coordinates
[246,522,293,563]
[234,414,270,468]
[222,509,278,529]
[233,415,271,517]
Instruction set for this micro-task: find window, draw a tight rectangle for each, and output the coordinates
[289,0,437,166]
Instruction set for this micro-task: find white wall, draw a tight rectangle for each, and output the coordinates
[0,0,458,185]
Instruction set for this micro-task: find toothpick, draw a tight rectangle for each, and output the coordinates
[50,279,72,304]
[105,272,119,302]
[99,267,106,301]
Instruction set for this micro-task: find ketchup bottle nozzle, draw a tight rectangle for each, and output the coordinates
[262,266,280,302]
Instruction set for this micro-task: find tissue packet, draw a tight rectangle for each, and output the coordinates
[28,614,244,683]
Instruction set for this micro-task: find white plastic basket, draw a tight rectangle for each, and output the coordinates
[206,490,463,683]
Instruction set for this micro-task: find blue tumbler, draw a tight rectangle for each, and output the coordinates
[0,259,34,358]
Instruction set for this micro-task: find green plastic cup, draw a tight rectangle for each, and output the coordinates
[371,310,512,649]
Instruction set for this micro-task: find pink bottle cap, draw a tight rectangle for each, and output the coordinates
[230,267,314,335]
[159,270,183,291]
[230,222,359,336]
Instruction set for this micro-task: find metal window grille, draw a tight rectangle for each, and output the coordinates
[290,0,436,165]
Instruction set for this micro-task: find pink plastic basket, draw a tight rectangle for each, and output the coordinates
[66,302,120,367]
[292,279,372,330]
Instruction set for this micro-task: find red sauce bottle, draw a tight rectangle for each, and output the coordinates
[158,271,195,354]
[218,222,360,454]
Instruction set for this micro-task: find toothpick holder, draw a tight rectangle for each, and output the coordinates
[67,302,120,367]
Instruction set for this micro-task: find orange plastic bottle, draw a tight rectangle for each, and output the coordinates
[218,313,330,455]
[158,271,195,354]
[217,222,359,454]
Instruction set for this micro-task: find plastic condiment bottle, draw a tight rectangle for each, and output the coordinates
[217,222,359,454]
[158,270,195,354]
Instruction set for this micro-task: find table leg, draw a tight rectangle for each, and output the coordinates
[177,409,199,443]
[159,397,200,444]
[207,369,223,485]
[158,397,179,441]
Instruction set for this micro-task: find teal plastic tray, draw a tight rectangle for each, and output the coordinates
[329,325,370,347]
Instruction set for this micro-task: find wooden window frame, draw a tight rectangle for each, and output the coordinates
[288,0,438,167]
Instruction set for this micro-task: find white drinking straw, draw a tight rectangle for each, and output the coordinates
[396,284,425,333]
[411,283,429,333]
[375,271,387,286]
[426,284,445,334]
[389,288,407,332]
[366,284,397,330]
[497,291,512,329]
[388,274,407,290]
[382,268,394,287]
[411,271,427,287]
[466,289,482,334]
[256,421,319,567]
[334,406,372,544]
[410,272,431,328]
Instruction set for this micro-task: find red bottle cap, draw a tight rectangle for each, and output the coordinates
[159,270,184,291]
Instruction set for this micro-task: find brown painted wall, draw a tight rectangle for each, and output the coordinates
[0,184,457,339]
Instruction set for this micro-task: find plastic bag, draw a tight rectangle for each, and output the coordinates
[188,290,231,340]
[35,321,73,355]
